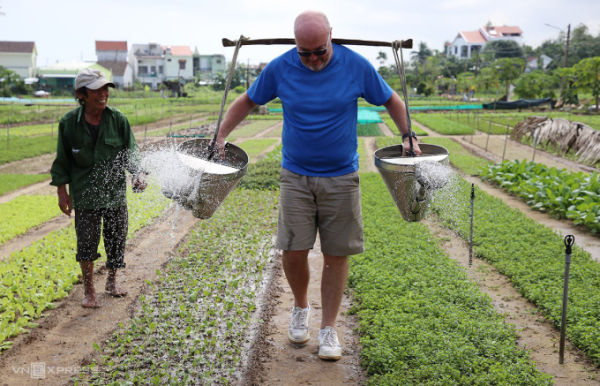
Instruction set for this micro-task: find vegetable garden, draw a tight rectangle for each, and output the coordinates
[1,97,600,384]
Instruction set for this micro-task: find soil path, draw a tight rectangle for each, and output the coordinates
[0,207,198,385]
[245,237,365,385]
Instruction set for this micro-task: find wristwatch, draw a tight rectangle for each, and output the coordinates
[402,132,417,140]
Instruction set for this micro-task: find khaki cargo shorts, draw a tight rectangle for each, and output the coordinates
[275,168,364,256]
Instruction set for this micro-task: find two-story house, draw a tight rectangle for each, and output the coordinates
[447,25,523,59]
[129,42,165,89]
[163,45,194,81]
[0,41,37,79]
[95,40,133,88]
[193,49,226,83]
[129,43,198,89]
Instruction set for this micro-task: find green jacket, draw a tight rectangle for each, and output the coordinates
[50,105,141,209]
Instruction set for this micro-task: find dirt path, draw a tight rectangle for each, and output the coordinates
[0,207,198,385]
[245,237,365,385]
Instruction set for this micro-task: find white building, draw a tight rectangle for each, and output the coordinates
[129,43,195,89]
[129,43,165,89]
[163,45,194,81]
[0,41,37,78]
[447,25,523,59]
[95,40,133,88]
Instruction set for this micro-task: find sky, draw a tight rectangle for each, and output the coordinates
[1,0,599,69]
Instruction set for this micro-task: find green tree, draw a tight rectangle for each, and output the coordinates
[482,40,524,61]
[0,65,30,96]
[376,51,387,67]
[573,56,600,110]
[477,66,500,94]
[411,42,433,65]
[514,70,558,99]
[494,58,525,101]
[457,71,476,94]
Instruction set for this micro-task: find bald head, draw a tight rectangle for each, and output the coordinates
[294,11,330,42]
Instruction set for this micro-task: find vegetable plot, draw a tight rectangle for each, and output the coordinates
[350,174,552,384]
[432,173,600,366]
[480,160,600,233]
[83,189,278,385]
[0,195,62,245]
[0,184,170,351]
[0,173,50,195]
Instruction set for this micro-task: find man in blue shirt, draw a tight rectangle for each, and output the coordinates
[216,10,421,360]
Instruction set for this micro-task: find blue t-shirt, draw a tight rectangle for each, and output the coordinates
[247,44,393,176]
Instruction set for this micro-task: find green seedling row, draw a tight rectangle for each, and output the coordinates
[0,195,62,245]
[0,183,170,351]
[237,138,279,163]
[432,169,600,366]
[412,113,477,135]
[379,113,428,136]
[236,145,282,191]
[2,122,59,137]
[0,135,57,165]
[350,174,552,385]
[357,123,383,136]
[480,160,600,233]
[225,120,279,142]
[0,174,50,196]
[83,188,278,385]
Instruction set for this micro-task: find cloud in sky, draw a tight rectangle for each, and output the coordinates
[0,0,598,67]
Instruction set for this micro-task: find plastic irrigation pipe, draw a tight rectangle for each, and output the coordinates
[559,234,575,364]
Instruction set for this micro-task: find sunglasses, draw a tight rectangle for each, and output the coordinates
[297,47,328,57]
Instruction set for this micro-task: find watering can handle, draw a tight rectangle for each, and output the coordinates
[208,35,247,160]
[391,40,416,157]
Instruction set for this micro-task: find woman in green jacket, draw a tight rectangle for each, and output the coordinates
[50,69,146,308]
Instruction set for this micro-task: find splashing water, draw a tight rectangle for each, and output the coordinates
[141,145,241,217]
[416,161,453,190]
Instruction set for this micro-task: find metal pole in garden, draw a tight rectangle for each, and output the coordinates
[469,183,475,266]
[559,234,575,364]
[502,124,509,162]
[485,120,491,152]
[144,125,147,145]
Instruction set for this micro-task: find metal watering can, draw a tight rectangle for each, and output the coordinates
[374,41,449,222]
[161,38,248,219]
[161,139,248,219]
[374,144,449,221]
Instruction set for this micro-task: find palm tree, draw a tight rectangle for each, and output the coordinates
[410,42,432,65]
[376,51,387,67]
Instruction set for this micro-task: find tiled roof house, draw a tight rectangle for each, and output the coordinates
[95,40,132,88]
[0,41,37,78]
[447,25,523,59]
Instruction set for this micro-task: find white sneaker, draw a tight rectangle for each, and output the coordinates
[288,305,310,344]
[318,326,342,360]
